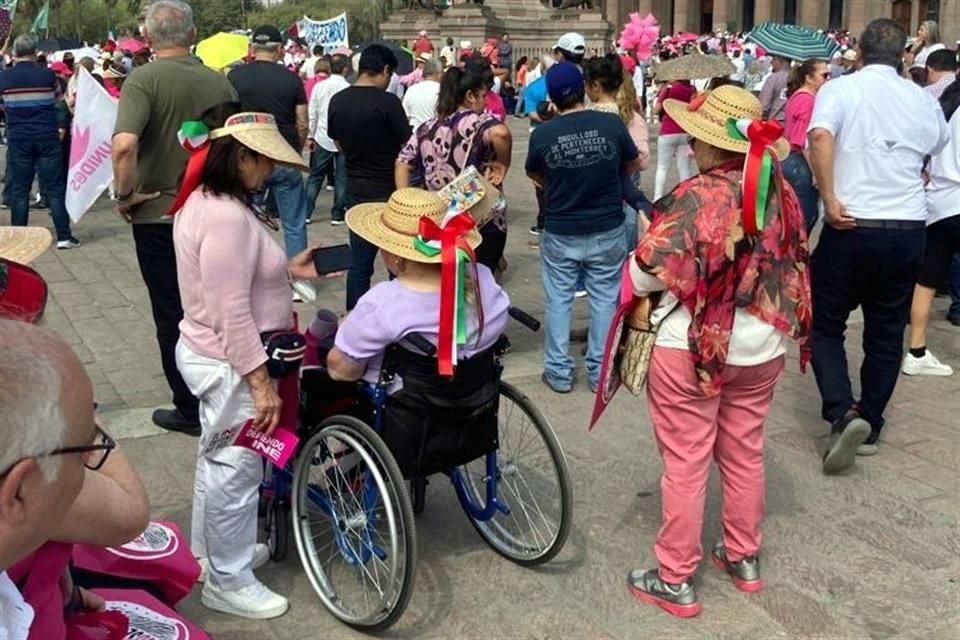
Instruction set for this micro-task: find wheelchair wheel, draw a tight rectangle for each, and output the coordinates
[265,497,289,561]
[291,416,416,631]
[460,381,572,566]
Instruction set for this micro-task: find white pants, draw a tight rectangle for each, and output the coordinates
[654,133,695,200]
[176,341,262,591]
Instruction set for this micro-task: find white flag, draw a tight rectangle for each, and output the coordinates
[66,68,117,222]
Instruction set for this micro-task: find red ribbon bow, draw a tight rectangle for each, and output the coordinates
[741,119,785,239]
[167,145,210,217]
[417,212,482,376]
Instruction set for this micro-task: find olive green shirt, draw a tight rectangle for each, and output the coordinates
[114,56,237,223]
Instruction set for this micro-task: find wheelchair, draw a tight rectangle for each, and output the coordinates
[259,308,572,631]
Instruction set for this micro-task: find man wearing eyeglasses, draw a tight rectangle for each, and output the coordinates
[0,318,150,638]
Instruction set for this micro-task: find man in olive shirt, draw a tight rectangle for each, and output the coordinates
[112,0,237,434]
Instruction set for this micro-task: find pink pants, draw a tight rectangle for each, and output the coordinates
[646,347,785,583]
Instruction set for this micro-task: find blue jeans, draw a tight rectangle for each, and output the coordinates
[782,151,819,232]
[264,165,309,257]
[949,254,960,318]
[345,195,384,311]
[541,224,627,388]
[304,147,347,222]
[8,137,73,241]
[810,226,925,440]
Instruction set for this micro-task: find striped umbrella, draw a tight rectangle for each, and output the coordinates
[746,22,840,61]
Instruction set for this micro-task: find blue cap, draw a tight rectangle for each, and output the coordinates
[546,61,584,103]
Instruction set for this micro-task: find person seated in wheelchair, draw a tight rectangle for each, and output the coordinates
[325,188,511,477]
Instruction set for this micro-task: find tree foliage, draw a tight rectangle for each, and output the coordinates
[7,0,390,45]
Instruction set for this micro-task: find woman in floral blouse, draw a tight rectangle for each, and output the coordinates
[625,86,812,617]
[395,56,512,273]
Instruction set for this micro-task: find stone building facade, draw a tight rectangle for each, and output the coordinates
[610,0,957,45]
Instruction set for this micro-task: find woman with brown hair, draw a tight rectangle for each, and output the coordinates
[625,86,812,617]
[783,58,830,230]
[171,102,319,620]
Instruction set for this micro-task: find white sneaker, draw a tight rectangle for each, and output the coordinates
[325,185,334,191]
[197,543,270,583]
[56,238,80,250]
[574,290,588,299]
[201,579,289,620]
[902,351,954,377]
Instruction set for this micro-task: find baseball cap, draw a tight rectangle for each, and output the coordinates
[546,61,584,102]
[554,32,586,56]
[252,25,284,46]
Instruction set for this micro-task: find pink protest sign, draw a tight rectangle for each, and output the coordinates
[589,262,636,431]
[234,421,299,468]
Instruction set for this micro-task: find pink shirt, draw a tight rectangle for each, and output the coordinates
[485,90,507,120]
[784,90,815,151]
[174,190,293,376]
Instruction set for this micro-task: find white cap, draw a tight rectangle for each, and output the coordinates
[554,32,586,56]
[459,40,472,49]
[842,49,857,62]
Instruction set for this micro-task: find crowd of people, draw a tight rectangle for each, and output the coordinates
[0,0,957,634]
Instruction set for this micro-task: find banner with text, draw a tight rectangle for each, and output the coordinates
[67,68,117,222]
[298,13,348,51]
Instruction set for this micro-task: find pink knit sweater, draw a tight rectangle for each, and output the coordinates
[173,190,293,376]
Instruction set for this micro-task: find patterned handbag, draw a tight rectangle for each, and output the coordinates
[619,287,677,396]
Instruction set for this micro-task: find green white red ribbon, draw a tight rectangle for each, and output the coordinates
[414,212,482,376]
[726,117,790,250]
[168,121,212,216]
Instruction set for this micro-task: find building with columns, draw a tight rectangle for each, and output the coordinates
[606,0,957,45]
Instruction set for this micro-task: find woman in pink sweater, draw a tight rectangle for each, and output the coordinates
[171,104,317,620]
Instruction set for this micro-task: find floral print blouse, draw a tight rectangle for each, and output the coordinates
[635,160,812,395]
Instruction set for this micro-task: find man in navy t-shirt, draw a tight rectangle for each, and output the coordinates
[0,33,77,247]
[526,61,642,394]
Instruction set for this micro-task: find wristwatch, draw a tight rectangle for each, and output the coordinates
[111,190,133,202]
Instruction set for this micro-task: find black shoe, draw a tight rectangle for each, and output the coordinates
[152,408,201,436]
[947,313,960,327]
[30,199,49,209]
[529,225,542,236]
[822,411,871,475]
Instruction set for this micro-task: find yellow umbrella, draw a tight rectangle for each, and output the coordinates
[196,32,250,70]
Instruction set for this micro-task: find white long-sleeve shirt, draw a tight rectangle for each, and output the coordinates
[308,74,350,153]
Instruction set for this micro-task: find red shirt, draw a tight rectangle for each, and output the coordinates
[658,82,696,135]
[413,37,433,56]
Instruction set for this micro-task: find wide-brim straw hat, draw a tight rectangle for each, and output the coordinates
[346,188,482,264]
[664,85,790,160]
[0,227,53,264]
[211,112,307,171]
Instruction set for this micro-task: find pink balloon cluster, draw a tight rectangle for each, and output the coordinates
[619,12,660,61]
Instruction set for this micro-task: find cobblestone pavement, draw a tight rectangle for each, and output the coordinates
[5,119,959,639]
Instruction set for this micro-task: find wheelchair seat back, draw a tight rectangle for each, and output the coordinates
[380,343,501,478]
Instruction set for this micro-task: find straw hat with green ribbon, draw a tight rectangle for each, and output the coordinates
[664,85,792,239]
[345,188,482,264]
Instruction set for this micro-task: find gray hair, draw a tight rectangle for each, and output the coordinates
[423,58,442,77]
[0,320,67,481]
[921,20,941,46]
[12,33,38,58]
[144,0,195,50]
[860,18,906,68]
[252,42,282,54]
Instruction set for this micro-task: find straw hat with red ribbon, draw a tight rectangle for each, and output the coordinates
[346,188,484,376]
[168,112,308,216]
[664,85,791,240]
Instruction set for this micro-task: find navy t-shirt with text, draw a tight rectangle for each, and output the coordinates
[525,110,638,236]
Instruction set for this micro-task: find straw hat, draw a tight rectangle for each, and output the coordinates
[346,188,482,264]
[663,85,789,160]
[0,227,53,264]
[211,112,307,171]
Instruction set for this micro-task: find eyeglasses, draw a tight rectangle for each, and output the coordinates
[47,424,116,471]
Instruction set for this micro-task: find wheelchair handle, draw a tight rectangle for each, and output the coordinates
[508,307,541,332]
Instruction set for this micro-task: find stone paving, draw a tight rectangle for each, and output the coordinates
[5,119,960,639]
